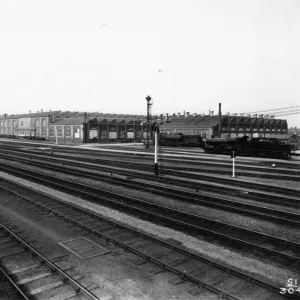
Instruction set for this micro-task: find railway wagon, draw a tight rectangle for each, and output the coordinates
[159,134,202,147]
[205,136,291,158]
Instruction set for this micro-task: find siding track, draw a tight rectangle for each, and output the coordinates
[0,178,294,299]
[0,220,99,300]
[0,151,299,207]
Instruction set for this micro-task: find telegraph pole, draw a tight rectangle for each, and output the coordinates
[145,95,152,149]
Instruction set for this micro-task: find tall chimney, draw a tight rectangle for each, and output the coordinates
[218,103,222,137]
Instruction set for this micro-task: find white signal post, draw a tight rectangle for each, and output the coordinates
[154,125,159,175]
[55,126,58,145]
[232,151,235,178]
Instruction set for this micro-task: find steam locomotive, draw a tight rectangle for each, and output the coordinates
[205,135,291,159]
[157,133,291,158]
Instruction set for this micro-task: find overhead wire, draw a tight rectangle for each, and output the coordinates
[243,105,300,114]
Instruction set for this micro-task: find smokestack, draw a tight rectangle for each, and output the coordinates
[218,103,222,138]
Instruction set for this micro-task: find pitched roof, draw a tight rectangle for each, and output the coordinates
[162,115,221,129]
[51,118,85,125]
[0,111,60,120]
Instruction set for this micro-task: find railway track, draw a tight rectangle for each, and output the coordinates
[0,178,293,300]
[1,161,300,228]
[1,151,299,209]
[1,162,300,268]
[0,219,99,300]
[1,142,299,177]
[1,146,299,197]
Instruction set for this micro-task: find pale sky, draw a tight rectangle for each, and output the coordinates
[0,0,299,126]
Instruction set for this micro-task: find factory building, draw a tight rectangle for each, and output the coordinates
[0,108,289,144]
[160,112,288,139]
[0,110,161,144]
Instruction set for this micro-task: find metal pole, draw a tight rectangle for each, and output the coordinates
[145,96,152,149]
[232,151,235,178]
[56,126,58,145]
[154,128,158,175]
[219,103,222,138]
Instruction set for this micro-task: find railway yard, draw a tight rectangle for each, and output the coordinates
[0,139,299,300]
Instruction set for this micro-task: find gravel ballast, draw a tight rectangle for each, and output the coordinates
[0,170,299,287]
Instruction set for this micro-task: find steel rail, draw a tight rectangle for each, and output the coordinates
[0,151,299,207]
[0,221,99,300]
[1,140,299,168]
[2,145,300,178]
[1,177,299,266]
[1,162,300,228]
[1,143,300,179]
[2,161,299,250]
[0,179,288,299]
[0,265,30,300]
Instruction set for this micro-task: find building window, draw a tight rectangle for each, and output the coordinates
[50,127,54,137]
[57,127,62,137]
[65,127,71,138]
[74,128,80,138]
[42,127,46,137]
[36,120,40,127]
[42,119,46,127]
